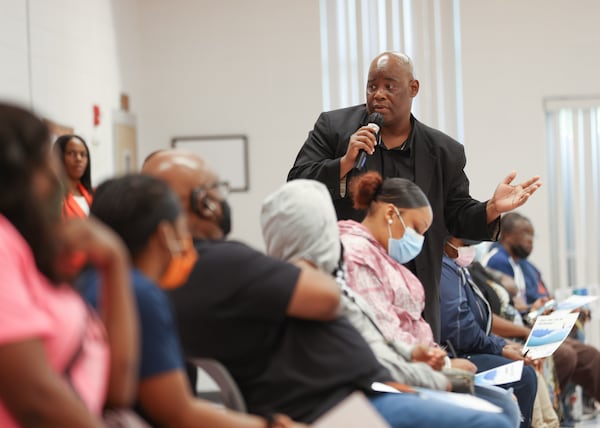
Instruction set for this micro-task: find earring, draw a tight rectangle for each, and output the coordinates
[388,218,393,225]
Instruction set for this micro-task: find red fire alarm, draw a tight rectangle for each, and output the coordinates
[93,104,101,127]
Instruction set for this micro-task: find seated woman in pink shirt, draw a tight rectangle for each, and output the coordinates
[0,103,138,427]
[339,172,473,372]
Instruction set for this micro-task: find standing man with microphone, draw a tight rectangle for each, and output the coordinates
[287,51,541,342]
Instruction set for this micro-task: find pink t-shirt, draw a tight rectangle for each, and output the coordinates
[0,215,109,426]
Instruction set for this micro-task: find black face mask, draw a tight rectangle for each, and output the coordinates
[191,187,232,238]
[511,244,531,259]
[219,200,232,237]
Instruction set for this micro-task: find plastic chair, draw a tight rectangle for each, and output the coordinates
[187,357,247,412]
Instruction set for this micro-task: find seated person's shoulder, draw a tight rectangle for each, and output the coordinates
[78,267,167,312]
[181,241,303,320]
[197,239,251,257]
[192,240,301,292]
[485,249,511,269]
[442,254,457,269]
[198,239,292,267]
[131,270,170,309]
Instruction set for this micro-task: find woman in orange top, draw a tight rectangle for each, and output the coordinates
[54,135,93,218]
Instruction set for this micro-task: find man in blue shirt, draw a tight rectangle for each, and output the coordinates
[483,212,600,411]
[484,212,549,311]
[440,236,537,428]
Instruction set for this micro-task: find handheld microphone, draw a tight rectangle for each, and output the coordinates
[354,112,384,171]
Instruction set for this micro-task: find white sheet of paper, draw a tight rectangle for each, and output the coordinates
[554,295,598,313]
[523,312,579,359]
[474,360,524,386]
[313,391,391,428]
[370,382,403,394]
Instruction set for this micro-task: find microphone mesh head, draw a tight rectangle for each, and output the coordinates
[367,112,384,127]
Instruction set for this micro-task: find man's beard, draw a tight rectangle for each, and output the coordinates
[511,244,531,259]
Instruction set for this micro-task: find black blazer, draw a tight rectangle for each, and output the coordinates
[288,104,499,341]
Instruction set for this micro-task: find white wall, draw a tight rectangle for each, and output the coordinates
[459,0,600,289]
[0,0,142,185]
[0,0,30,104]
[0,0,324,249]
[136,0,323,248]
[5,0,600,276]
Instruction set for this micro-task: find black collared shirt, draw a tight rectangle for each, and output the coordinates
[376,115,416,182]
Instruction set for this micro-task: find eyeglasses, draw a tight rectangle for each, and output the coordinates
[191,181,230,214]
[200,181,230,200]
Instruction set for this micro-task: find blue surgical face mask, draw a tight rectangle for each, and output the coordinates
[387,208,425,264]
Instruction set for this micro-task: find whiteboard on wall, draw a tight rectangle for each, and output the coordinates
[171,135,249,192]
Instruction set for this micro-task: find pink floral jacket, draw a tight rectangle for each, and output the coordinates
[339,220,435,347]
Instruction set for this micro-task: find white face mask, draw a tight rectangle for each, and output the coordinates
[448,242,476,267]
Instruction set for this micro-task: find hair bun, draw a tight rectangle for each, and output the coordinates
[350,171,383,209]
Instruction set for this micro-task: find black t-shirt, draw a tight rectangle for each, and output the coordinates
[377,115,416,183]
[168,239,391,423]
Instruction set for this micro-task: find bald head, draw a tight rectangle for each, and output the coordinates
[142,149,225,240]
[142,149,207,177]
[370,52,415,79]
[142,150,211,204]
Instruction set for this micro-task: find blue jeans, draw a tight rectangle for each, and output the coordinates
[368,391,513,428]
[475,384,521,428]
[468,354,537,428]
